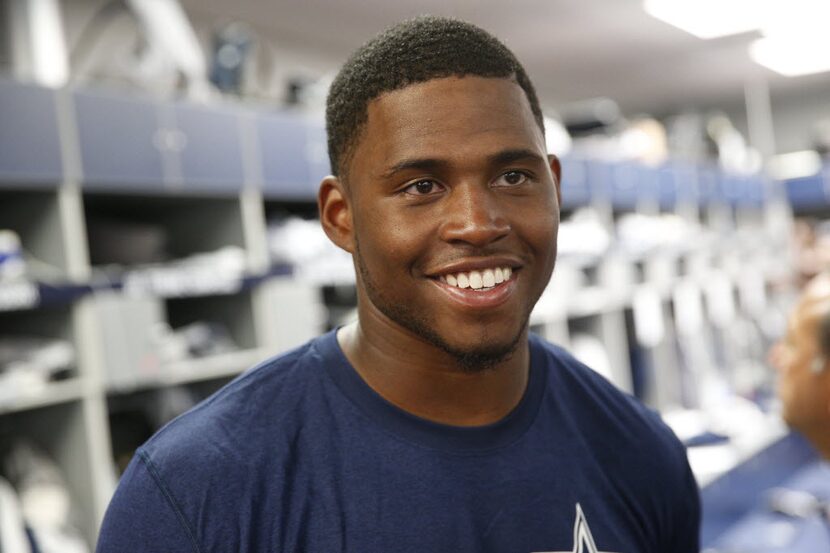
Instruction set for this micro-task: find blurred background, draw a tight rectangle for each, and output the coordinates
[1,1,829,551]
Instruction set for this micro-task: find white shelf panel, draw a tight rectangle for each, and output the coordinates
[108,348,269,393]
[685,415,789,488]
[0,377,85,415]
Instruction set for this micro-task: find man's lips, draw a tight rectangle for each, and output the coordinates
[429,270,518,309]
[427,256,523,277]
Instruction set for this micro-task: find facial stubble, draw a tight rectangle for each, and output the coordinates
[352,238,527,373]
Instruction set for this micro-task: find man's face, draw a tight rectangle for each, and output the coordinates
[339,76,559,367]
[769,296,830,433]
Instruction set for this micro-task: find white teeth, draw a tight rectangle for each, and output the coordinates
[442,266,513,290]
[482,269,495,288]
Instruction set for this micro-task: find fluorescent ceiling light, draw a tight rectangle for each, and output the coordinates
[643,0,767,39]
[750,36,830,76]
[762,0,830,37]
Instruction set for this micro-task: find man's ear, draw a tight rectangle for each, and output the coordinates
[548,154,562,208]
[318,176,355,254]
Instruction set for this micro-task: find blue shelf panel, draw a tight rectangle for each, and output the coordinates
[611,162,654,210]
[305,119,331,189]
[585,160,613,203]
[657,162,698,208]
[745,176,766,207]
[557,158,769,210]
[0,79,63,185]
[174,102,245,192]
[0,79,782,207]
[695,166,719,206]
[74,89,167,191]
[718,173,764,207]
[559,158,591,209]
[258,110,320,201]
[785,172,827,210]
[693,167,767,208]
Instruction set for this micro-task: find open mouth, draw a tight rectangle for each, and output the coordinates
[436,266,514,291]
[429,265,519,310]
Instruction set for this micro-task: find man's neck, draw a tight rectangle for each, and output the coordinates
[336,319,530,427]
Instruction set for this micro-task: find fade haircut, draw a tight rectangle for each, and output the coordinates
[325,15,545,178]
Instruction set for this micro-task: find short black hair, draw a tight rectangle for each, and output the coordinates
[325,15,545,178]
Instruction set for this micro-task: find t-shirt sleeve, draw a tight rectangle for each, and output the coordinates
[664,445,702,553]
[96,451,200,553]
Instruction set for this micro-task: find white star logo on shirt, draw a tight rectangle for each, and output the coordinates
[533,503,620,553]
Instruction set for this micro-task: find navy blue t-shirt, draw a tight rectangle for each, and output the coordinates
[97,331,700,552]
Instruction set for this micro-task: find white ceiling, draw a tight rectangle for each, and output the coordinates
[181,0,830,116]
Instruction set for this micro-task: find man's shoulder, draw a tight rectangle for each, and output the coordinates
[531,335,684,452]
[138,334,333,475]
[532,335,695,511]
[101,333,348,550]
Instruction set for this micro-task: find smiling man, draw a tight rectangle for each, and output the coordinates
[97,16,700,553]
[320,72,559,423]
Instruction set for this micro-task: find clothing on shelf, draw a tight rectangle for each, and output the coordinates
[2,443,89,553]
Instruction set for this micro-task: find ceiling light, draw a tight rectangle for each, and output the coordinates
[643,0,768,39]
[761,0,830,37]
[750,36,830,76]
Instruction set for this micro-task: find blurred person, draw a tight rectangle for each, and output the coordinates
[97,16,699,552]
[770,273,830,458]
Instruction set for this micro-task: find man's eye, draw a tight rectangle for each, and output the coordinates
[404,180,442,195]
[496,171,529,187]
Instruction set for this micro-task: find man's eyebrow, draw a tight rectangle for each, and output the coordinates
[381,149,545,179]
[487,148,547,166]
[381,158,449,179]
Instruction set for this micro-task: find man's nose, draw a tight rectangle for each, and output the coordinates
[439,183,510,247]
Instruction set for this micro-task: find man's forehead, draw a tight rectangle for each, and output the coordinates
[370,74,522,101]
[366,76,535,132]
[357,76,544,166]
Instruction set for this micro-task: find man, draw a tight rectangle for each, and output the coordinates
[97,16,700,552]
[770,273,830,458]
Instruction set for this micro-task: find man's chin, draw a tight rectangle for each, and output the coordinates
[447,344,519,373]
[429,329,526,373]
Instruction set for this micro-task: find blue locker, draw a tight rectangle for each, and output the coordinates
[173,102,245,193]
[74,88,166,190]
[0,78,63,185]
[258,110,317,200]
